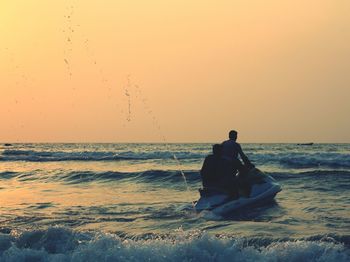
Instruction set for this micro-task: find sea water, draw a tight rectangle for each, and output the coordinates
[0,143,349,261]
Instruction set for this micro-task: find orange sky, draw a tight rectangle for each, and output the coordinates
[1,0,349,142]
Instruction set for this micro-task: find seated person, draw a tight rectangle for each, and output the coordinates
[222,130,255,197]
[200,144,239,198]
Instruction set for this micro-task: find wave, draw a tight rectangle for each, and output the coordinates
[0,227,348,261]
[270,170,350,180]
[0,149,203,162]
[51,170,350,188]
[250,152,350,169]
[270,170,350,192]
[2,148,350,170]
[3,169,350,187]
[279,154,350,169]
[0,171,18,179]
[9,170,201,185]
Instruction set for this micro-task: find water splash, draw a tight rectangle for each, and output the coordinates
[124,76,132,122]
[128,77,196,209]
[0,227,348,262]
[62,4,75,78]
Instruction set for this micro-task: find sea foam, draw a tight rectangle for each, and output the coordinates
[0,228,348,262]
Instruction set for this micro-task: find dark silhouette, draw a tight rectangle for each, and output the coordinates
[221,130,254,173]
[200,144,223,188]
[200,144,239,198]
[297,142,314,146]
[199,131,256,198]
[221,130,255,197]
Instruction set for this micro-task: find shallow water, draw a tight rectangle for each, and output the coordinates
[0,143,349,261]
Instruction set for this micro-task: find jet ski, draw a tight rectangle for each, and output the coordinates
[195,168,281,215]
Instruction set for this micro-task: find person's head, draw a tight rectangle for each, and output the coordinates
[229,130,238,141]
[212,144,223,156]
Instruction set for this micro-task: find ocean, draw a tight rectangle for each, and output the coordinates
[0,143,349,261]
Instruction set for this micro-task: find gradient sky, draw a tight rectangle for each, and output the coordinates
[1,0,349,143]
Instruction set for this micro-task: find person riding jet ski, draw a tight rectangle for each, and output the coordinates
[200,144,239,198]
[221,130,255,196]
[197,132,281,214]
[222,130,254,172]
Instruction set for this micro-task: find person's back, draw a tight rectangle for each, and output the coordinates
[221,130,254,170]
[200,155,218,187]
[222,139,242,161]
[200,144,223,188]
[221,130,256,197]
[200,144,239,197]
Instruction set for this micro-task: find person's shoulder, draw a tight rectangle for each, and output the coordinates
[222,139,234,145]
[205,154,214,160]
[229,141,241,150]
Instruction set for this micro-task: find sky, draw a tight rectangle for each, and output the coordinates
[1,0,349,143]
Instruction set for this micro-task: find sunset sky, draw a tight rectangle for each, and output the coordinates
[1,0,349,143]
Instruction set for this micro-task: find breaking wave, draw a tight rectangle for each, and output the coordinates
[0,227,348,262]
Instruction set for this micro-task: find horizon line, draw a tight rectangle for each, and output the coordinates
[1,141,349,144]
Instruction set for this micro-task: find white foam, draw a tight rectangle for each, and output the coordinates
[0,228,348,262]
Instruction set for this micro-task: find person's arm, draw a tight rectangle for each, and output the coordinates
[237,144,254,168]
[200,157,210,177]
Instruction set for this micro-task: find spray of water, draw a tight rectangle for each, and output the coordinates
[62,4,74,78]
[172,154,191,192]
[60,3,197,211]
[131,79,196,210]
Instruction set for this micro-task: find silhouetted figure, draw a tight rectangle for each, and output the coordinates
[200,144,239,197]
[221,130,255,197]
[222,130,254,173]
[200,144,222,188]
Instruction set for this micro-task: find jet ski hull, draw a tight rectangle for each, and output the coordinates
[195,169,281,215]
